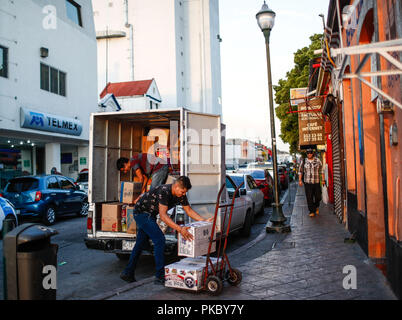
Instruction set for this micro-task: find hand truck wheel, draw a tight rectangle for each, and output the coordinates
[226,268,242,286]
[206,275,223,296]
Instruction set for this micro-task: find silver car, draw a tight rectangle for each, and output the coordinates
[228,173,265,217]
[76,171,88,194]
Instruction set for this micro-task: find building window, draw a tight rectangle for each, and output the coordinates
[40,63,66,96]
[66,0,83,27]
[155,103,158,110]
[50,67,59,94]
[40,63,50,91]
[0,45,8,78]
[59,71,66,96]
[150,101,153,109]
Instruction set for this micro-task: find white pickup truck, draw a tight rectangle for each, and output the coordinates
[84,108,253,258]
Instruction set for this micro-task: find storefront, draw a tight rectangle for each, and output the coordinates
[0,107,89,191]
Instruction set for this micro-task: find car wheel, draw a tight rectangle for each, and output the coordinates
[77,200,89,217]
[43,206,56,226]
[240,210,252,237]
[0,215,17,239]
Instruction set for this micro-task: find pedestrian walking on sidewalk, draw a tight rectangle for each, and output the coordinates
[298,149,325,217]
[120,176,213,285]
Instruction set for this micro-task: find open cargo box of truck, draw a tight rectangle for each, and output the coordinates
[85,108,226,255]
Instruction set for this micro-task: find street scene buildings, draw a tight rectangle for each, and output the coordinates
[0,0,401,304]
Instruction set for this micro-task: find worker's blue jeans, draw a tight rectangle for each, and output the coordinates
[123,211,165,280]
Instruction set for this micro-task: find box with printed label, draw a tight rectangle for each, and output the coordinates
[164,257,218,291]
[102,203,123,232]
[126,206,137,234]
[120,182,142,204]
[178,221,216,257]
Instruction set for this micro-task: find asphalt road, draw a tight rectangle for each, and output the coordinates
[1,183,296,300]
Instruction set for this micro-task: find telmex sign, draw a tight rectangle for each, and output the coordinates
[20,107,82,136]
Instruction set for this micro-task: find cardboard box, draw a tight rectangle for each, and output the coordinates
[101,203,123,232]
[120,182,142,204]
[164,257,218,291]
[165,175,178,185]
[126,206,137,234]
[178,221,216,257]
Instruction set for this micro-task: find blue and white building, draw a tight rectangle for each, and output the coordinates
[0,0,98,189]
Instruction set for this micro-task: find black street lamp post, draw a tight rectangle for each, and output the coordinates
[256,1,291,233]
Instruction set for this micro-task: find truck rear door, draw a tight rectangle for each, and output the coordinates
[183,111,223,221]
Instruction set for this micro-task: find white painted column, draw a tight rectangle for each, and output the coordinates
[45,143,61,175]
[20,149,32,174]
[32,146,37,175]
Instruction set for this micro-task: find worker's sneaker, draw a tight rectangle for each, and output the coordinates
[120,272,136,283]
[154,277,165,285]
[309,212,315,217]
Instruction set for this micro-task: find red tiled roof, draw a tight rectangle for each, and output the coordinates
[100,79,153,98]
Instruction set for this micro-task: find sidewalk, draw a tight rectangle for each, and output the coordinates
[94,185,397,300]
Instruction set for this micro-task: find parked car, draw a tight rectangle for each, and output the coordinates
[240,169,274,207]
[76,169,88,194]
[228,173,265,217]
[246,162,272,169]
[2,175,88,226]
[0,196,18,239]
[278,165,289,189]
[225,175,254,237]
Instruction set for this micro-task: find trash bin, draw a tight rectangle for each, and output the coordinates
[3,223,58,300]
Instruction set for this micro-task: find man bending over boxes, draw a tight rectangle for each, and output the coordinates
[120,176,213,285]
[116,152,169,193]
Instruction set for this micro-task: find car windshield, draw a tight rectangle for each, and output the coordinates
[77,172,88,183]
[6,178,39,193]
[248,171,265,179]
[229,175,244,188]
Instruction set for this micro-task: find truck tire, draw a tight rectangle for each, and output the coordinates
[240,210,252,237]
[115,253,130,260]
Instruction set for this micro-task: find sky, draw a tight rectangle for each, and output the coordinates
[219,0,330,153]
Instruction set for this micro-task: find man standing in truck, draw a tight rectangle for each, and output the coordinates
[116,152,169,193]
[119,176,213,285]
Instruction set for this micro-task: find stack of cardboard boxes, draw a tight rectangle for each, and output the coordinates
[101,181,142,233]
[165,220,217,291]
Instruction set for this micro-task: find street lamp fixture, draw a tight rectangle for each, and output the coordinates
[256,1,291,233]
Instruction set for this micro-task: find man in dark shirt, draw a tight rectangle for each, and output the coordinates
[120,176,212,285]
[116,153,169,193]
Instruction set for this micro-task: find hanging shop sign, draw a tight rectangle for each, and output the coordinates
[20,107,82,136]
[290,87,308,106]
[298,97,326,146]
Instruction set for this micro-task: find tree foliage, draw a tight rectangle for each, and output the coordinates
[274,34,323,154]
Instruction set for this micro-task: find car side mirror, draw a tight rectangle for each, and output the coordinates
[240,189,247,196]
[75,184,80,190]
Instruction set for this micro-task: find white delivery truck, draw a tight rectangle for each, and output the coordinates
[84,108,253,258]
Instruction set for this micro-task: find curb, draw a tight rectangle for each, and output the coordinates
[89,277,155,300]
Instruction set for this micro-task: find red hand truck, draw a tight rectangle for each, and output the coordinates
[202,182,244,295]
